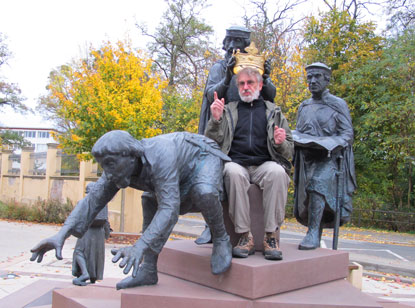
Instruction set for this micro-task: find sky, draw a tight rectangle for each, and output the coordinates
[0,0,249,128]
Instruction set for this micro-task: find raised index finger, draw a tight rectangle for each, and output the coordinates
[214,91,218,101]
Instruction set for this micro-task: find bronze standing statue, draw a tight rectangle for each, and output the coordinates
[293,62,356,250]
[31,130,232,290]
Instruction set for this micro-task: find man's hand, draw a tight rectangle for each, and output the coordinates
[224,56,236,85]
[30,234,64,263]
[210,91,225,121]
[274,126,286,145]
[263,59,271,80]
[111,241,147,277]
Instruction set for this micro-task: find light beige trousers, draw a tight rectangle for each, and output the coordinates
[223,161,290,234]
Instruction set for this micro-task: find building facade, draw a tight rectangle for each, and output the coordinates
[0,126,58,153]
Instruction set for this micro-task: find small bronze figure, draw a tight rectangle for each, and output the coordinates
[72,182,111,286]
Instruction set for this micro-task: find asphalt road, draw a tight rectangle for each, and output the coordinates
[280,231,415,262]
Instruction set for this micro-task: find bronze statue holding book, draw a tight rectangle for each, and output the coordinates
[293,62,356,250]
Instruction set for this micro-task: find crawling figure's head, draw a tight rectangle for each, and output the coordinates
[92,130,143,189]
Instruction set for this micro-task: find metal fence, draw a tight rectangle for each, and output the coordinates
[350,208,415,232]
[29,151,47,175]
[57,152,80,176]
[8,154,21,175]
[285,204,415,232]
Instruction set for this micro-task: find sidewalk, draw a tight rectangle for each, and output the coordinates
[0,218,414,307]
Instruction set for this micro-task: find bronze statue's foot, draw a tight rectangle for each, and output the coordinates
[298,230,320,250]
[116,266,158,290]
[73,274,89,286]
[195,225,212,245]
[211,237,232,275]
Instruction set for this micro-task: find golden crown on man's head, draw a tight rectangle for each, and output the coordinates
[233,42,265,75]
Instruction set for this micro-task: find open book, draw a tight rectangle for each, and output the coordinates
[292,130,348,152]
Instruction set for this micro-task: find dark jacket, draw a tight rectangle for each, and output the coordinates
[205,99,293,173]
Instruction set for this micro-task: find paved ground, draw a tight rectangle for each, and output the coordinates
[0,218,414,307]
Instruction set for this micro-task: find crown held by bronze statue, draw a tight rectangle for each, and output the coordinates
[232,42,265,75]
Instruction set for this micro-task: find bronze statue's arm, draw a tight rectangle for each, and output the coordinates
[261,77,277,102]
[336,112,354,146]
[63,173,119,238]
[30,173,119,263]
[205,62,229,104]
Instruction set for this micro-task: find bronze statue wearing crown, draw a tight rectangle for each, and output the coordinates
[196,26,279,245]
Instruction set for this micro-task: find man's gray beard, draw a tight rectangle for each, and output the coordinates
[239,89,260,103]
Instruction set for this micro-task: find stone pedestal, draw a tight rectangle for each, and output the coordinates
[49,240,394,308]
[223,184,281,252]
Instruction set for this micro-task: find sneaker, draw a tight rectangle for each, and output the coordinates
[232,232,255,258]
[263,232,282,260]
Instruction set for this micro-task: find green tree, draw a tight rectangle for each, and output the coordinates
[160,87,202,134]
[0,33,27,113]
[37,40,166,158]
[320,0,383,20]
[241,0,308,125]
[386,0,415,33]
[0,130,31,149]
[302,8,384,112]
[137,0,216,89]
[343,28,415,209]
[137,0,220,132]
[37,64,75,133]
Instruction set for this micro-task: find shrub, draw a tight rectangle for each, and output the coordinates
[0,199,73,224]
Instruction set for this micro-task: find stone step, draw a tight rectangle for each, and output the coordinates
[52,274,385,308]
[158,240,349,299]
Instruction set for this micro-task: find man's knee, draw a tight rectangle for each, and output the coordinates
[263,162,289,182]
[224,162,247,181]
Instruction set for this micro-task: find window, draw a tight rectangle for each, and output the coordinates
[38,131,50,138]
[24,131,36,138]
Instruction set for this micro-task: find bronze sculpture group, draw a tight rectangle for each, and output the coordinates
[30,25,355,291]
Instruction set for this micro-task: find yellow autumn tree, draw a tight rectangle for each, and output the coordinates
[268,41,309,127]
[38,40,166,158]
